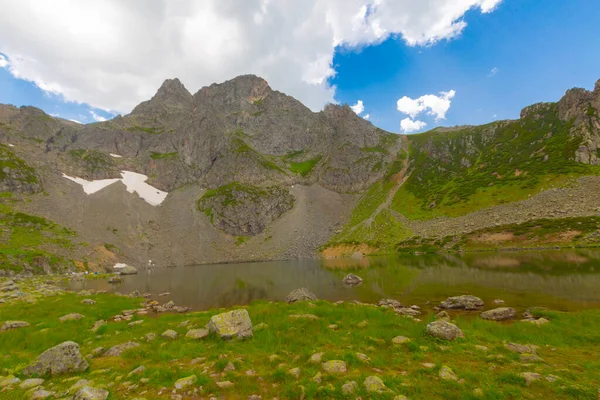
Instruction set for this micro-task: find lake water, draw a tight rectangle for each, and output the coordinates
[70,249,600,312]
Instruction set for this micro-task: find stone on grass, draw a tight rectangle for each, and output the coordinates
[30,389,55,399]
[377,299,402,308]
[208,309,252,340]
[435,310,451,321]
[73,386,109,400]
[289,314,319,320]
[128,365,146,377]
[0,375,20,387]
[1,320,29,331]
[342,381,359,395]
[342,274,363,286]
[288,367,301,379]
[439,366,458,381]
[68,380,91,394]
[493,299,505,304]
[322,360,347,374]
[104,341,140,357]
[364,376,387,393]
[19,378,44,389]
[144,333,156,342]
[440,295,484,310]
[216,381,234,389]
[480,307,516,321]
[520,372,541,385]
[520,353,543,363]
[81,299,96,305]
[392,336,411,344]
[91,320,106,332]
[426,320,464,341]
[356,353,371,363]
[253,322,268,331]
[161,329,178,339]
[174,375,197,390]
[505,342,537,354]
[285,288,317,303]
[224,362,236,372]
[59,313,85,322]
[524,317,550,325]
[186,328,209,339]
[309,352,324,363]
[23,341,88,376]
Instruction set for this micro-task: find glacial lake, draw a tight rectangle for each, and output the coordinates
[70,249,600,312]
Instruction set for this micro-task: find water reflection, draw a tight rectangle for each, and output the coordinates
[71,250,600,311]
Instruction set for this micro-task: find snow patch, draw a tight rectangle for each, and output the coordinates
[110,153,122,158]
[62,173,120,194]
[61,170,168,206]
[113,263,128,270]
[8,144,15,147]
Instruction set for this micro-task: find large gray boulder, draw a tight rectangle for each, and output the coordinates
[480,307,516,321]
[439,295,484,310]
[285,288,317,303]
[1,320,30,331]
[208,309,253,340]
[342,274,363,286]
[23,341,88,376]
[426,320,465,341]
[119,265,138,275]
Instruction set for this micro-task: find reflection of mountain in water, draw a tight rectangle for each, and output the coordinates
[213,283,269,309]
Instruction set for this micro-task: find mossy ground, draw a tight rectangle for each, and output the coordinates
[1,277,599,399]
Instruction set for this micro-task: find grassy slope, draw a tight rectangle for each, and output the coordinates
[1,279,599,399]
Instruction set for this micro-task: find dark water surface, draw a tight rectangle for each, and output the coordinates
[70,249,600,311]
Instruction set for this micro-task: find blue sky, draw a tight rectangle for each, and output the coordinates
[1,1,599,133]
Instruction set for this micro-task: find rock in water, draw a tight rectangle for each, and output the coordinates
[208,309,253,340]
[439,295,484,310]
[1,320,30,331]
[342,273,363,286]
[285,288,317,303]
[480,307,516,321]
[23,341,88,376]
[426,320,465,341]
[119,265,138,275]
[73,386,109,400]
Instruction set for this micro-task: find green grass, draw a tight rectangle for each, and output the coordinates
[289,156,323,177]
[150,151,178,160]
[68,149,113,174]
[231,138,286,173]
[1,279,599,399]
[0,145,38,185]
[127,126,164,134]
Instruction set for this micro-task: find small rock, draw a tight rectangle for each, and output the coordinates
[253,323,268,331]
[285,288,317,303]
[439,365,458,381]
[475,345,488,352]
[520,353,543,363]
[520,372,541,385]
[128,320,144,327]
[309,352,324,363]
[0,375,20,387]
[473,388,484,397]
[289,314,319,320]
[19,378,44,389]
[545,374,560,382]
[312,372,322,383]
[524,317,550,325]
[224,362,236,372]
[435,311,451,321]
[161,330,178,339]
[392,336,411,344]
[342,274,363,286]
[104,341,140,357]
[81,299,96,305]
[426,320,465,341]
[144,333,156,342]
[440,295,484,310]
[59,313,85,322]
[357,320,369,328]
[328,324,338,330]
[128,365,146,377]
[30,389,55,399]
[216,381,234,389]
[377,299,402,308]
[505,342,537,354]
[422,363,435,369]
[364,376,387,393]
[0,320,30,331]
[480,307,516,321]
[342,380,359,395]
[288,367,301,379]
[356,353,371,363]
[322,360,347,374]
[493,299,505,304]
[91,320,106,332]
[174,375,197,390]
[185,329,209,339]
[73,386,109,400]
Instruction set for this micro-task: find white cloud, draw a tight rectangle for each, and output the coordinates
[90,111,106,122]
[0,1,501,113]
[396,90,455,120]
[0,54,7,68]
[350,100,365,115]
[488,66,499,77]
[69,119,83,124]
[363,113,370,120]
[400,117,427,133]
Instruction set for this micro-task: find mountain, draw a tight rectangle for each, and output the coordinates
[1,75,600,274]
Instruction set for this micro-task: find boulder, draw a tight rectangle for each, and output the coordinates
[174,375,197,390]
[104,341,140,357]
[285,288,317,303]
[342,380,359,395]
[322,360,347,374]
[161,329,178,339]
[505,342,537,354]
[364,376,387,393]
[23,341,88,376]
[480,307,516,321]
[1,320,30,331]
[73,386,109,400]
[426,320,465,341]
[19,378,44,389]
[342,274,363,286]
[440,295,484,310]
[30,389,55,399]
[391,336,411,344]
[520,372,541,385]
[435,311,451,321]
[59,313,84,322]
[377,299,402,308]
[208,309,252,340]
[119,265,138,275]
[439,366,458,381]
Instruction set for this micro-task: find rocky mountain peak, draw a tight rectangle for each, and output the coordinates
[194,74,271,109]
[130,78,192,115]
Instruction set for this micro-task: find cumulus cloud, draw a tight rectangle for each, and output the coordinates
[363,114,370,120]
[0,54,7,68]
[350,100,365,115]
[400,117,427,133]
[90,111,106,122]
[488,66,499,77]
[0,0,501,113]
[396,90,455,121]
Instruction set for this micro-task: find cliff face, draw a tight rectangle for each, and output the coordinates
[1,76,600,272]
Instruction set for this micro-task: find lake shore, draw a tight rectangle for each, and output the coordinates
[1,276,599,399]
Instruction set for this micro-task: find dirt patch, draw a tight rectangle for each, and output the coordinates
[515,169,522,177]
[471,232,515,243]
[546,230,582,243]
[321,243,378,259]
